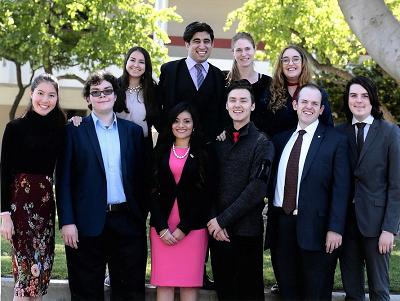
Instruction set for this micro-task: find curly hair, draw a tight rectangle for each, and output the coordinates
[226,32,256,85]
[82,70,119,111]
[269,45,312,113]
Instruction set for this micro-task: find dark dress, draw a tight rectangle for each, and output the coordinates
[1,109,64,297]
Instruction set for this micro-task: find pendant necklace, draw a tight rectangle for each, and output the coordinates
[127,85,142,94]
[173,143,190,159]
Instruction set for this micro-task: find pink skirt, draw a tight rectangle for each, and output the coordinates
[150,199,208,287]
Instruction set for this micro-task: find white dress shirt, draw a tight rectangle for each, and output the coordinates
[274,119,319,208]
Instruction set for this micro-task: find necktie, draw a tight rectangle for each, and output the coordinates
[356,122,366,157]
[282,130,306,214]
[233,132,240,143]
[195,63,205,88]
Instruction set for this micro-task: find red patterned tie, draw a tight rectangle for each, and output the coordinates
[233,132,240,143]
[282,130,306,214]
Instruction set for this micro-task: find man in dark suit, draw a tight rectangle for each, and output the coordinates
[336,76,400,301]
[265,83,351,300]
[56,70,147,300]
[158,21,227,143]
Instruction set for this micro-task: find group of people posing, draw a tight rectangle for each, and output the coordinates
[1,20,399,301]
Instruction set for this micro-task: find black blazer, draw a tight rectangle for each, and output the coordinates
[149,149,212,235]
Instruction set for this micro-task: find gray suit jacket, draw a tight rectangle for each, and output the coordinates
[336,119,400,237]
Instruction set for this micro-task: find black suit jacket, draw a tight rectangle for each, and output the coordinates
[157,58,227,141]
[149,149,213,235]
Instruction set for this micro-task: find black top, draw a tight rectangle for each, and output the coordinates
[259,86,333,138]
[1,110,64,212]
[250,74,272,132]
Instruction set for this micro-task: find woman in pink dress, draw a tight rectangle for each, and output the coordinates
[149,102,212,301]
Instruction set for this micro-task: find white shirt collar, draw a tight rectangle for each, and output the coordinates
[185,56,209,73]
[295,119,319,137]
[351,115,374,125]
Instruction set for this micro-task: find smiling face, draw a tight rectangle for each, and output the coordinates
[185,31,213,63]
[30,82,58,116]
[125,50,146,80]
[348,84,372,122]
[293,86,324,129]
[87,80,116,116]
[232,38,255,68]
[172,110,194,143]
[226,88,255,130]
[282,48,303,83]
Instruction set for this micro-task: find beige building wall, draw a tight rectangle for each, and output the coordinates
[0,1,271,144]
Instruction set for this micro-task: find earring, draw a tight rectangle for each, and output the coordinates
[192,128,195,132]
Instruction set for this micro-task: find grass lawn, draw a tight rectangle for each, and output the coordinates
[2,217,400,294]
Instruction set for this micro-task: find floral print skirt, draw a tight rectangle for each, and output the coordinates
[10,173,55,297]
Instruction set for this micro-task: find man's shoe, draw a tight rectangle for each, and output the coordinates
[202,275,215,290]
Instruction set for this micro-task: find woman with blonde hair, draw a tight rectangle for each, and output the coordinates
[226,32,272,131]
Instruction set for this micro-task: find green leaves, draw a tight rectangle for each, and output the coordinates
[0,0,182,75]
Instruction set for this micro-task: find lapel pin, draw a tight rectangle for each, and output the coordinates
[318,135,321,138]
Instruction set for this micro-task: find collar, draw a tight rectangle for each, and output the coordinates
[186,56,209,73]
[91,111,118,129]
[226,122,251,138]
[351,115,374,126]
[295,119,319,137]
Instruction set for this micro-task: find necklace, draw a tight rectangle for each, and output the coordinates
[173,143,190,159]
[127,85,142,94]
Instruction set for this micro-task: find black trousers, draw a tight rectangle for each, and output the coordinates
[270,207,338,301]
[210,234,264,301]
[65,211,147,301]
[339,205,390,301]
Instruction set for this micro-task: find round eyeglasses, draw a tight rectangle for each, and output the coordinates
[281,57,302,65]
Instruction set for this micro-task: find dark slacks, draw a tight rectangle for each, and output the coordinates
[339,205,390,301]
[210,234,264,301]
[270,207,338,301]
[65,211,147,301]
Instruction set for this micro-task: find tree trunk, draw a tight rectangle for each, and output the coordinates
[338,0,400,82]
[9,62,31,120]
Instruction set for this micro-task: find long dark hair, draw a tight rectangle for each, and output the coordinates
[150,103,208,195]
[342,75,383,120]
[21,73,67,130]
[114,46,158,125]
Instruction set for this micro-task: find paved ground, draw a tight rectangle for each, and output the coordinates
[2,277,400,301]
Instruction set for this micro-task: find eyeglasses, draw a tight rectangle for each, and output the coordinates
[89,89,114,97]
[281,57,302,65]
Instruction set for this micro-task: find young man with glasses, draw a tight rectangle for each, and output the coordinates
[56,70,147,300]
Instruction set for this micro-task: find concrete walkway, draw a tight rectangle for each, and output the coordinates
[2,277,400,300]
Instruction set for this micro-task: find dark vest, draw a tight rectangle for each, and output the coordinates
[175,62,221,142]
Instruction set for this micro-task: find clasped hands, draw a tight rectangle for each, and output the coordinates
[207,218,230,242]
[159,228,185,246]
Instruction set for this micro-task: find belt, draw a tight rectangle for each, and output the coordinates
[106,202,129,212]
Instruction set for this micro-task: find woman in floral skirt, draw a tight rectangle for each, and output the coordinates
[1,73,66,300]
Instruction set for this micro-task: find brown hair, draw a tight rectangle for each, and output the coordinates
[226,32,256,85]
[269,45,312,113]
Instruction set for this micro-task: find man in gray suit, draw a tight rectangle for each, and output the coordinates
[336,76,400,301]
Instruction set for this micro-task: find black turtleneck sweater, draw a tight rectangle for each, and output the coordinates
[1,109,64,212]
